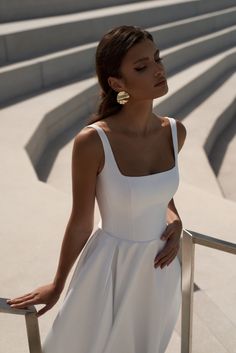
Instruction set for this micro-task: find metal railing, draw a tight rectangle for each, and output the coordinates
[181,228,236,353]
[0,297,42,353]
[1,228,236,353]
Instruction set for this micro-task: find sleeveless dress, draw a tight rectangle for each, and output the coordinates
[42,116,182,353]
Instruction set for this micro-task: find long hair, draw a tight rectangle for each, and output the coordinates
[89,25,154,123]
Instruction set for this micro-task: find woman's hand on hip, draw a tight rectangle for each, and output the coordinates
[154,220,182,269]
[6,282,62,317]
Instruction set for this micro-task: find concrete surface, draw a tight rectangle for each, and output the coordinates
[1,4,235,105]
[209,112,236,201]
[0,0,236,352]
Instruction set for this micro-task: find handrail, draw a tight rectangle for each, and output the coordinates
[181,228,236,353]
[0,297,42,353]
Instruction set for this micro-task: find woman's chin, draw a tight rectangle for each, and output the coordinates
[153,86,169,99]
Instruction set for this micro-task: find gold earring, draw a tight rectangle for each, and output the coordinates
[116,91,130,105]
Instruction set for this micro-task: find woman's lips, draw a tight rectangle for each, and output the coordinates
[154,79,166,87]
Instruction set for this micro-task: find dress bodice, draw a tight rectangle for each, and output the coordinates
[85,117,179,242]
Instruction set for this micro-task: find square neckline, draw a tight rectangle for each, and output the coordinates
[91,116,177,179]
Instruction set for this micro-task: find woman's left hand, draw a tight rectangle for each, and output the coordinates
[154,220,182,269]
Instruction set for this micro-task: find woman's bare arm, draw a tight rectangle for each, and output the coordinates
[52,127,103,292]
[166,198,182,226]
[7,126,103,314]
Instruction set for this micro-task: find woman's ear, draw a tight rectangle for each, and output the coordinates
[108,76,124,92]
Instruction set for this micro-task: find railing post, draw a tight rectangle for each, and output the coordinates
[181,228,236,353]
[181,229,195,353]
[0,297,42,353]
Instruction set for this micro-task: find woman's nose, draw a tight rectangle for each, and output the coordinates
[154,66,161,76]
[154,67,165,79]
[154,71,162,79]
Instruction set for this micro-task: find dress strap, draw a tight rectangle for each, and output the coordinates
[167,117,178,164]
[85,123,116,173]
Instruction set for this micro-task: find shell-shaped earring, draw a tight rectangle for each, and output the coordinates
[117,91,130,105]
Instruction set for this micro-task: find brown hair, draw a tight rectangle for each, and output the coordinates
[89,25,154,123]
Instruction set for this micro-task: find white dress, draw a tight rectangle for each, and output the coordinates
[42,116,182,353]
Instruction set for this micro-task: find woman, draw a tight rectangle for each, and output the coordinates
[7,25,186,353]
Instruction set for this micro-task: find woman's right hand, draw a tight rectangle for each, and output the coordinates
[6,283,63,317]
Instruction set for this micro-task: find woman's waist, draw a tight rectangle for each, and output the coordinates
[98,219,167,243]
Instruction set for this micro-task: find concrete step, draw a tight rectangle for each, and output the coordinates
[150,6,236,50]
[0,0,155,23]
[0,0,199,64]
[0,42,97,107]
[154,41,235,120]
[209,110,236,202]
[193,289,236,352]
[0,76,98,183]
[1,0,235,24]
[1,1,235,65]
[0,17,235,107]
[166,287,236,353]
[173,71,236,195]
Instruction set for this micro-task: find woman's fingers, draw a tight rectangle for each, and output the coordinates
[7,294,37,308]
[154,247,177,268]
[156,251,176,268]
[6,283,61,317]
[7,293,35,304]
[164,249,178,266]
[9,297,39,309]
[154,244,175,263]
[7,293,34,303]
[165,252,177,266]
[160,227,174,241]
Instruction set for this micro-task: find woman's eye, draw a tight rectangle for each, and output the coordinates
[135,66,146,71]
[135,57,163,71]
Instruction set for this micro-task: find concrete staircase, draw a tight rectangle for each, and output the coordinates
[0,0,235,105]
[0,1,236,352]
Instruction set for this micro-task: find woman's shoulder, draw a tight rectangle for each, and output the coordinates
[90,115,117,131]
[73,124,104,161]
[168,117,187,152]
[154,114,187,152]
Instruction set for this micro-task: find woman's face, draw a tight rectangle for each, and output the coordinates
[109,38,168,101]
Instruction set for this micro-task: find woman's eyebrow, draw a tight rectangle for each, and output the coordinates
[133,49,160,64]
